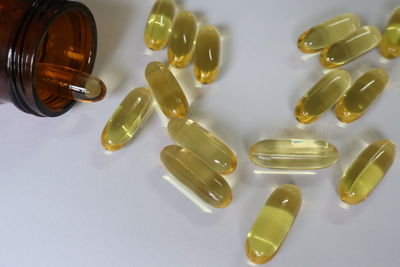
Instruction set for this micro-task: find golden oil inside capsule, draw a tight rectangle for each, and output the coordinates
[320,26,382,68]
[144,0,175,50]
[160,145,232,208]
[194,25,220,84]
[295,69,351,124]
[168,117,237,175]
[101,87,153,151]
[35,63,106,102]
[380,6,400,59]
[246,184,301,264]
[336,69,389,123]
[249,139,338,170]
[339,140,396,205]
[168,11,197,68]
[145,61,189,118]
[298,13,360,53]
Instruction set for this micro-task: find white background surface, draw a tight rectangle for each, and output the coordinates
[1,0,400,266]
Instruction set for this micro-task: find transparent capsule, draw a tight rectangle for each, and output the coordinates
[160,145,232,208]
[168,117,237,175]
[339,139,396,205]
[246,184,302,264]
[249,139,338,170]
[380,6,400,59]
[145,61,189,118]
[35,63,106,102]
[168,11,197,68]
[335,69,389,123]
[320,26,382,68]
[101,87,153,151]
[295,69,351,124]
[144,0,175,50]
[194,25,220,84]
[298,14,361,53]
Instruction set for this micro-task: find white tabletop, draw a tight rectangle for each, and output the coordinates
[1,0,400,266]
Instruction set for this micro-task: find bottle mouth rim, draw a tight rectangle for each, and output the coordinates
[12,1,98,117]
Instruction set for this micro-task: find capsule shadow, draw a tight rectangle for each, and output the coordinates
[378,1,399,28]
[225,155,249,203]
[149,171,227,226]
[216,25,232,82]
[97,64,129,96]
[91,144,132,169]
[287,50,320,70]
[168,65,205,104]
[324,198,365,225]
[192,11,207,26]
[174,0,184,10]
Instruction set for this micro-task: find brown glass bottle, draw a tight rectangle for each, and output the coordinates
[0,0,97,116]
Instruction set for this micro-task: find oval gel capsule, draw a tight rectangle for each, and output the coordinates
[298,13,360,53]
[295,69,351,124]
[335,68,389,123]
[144,0,175,50]
[35,63,106,102]
[246,184,302,264]
[339,139,396,205]
[194,25,220,84]
[168,117,237,175]
[145,61,189,118]
[380,6,400,59]
[320,26,382,68]
[101,87,153,151]
[249,139,338,170]
[168,11,197,68]
[160,145,232,208]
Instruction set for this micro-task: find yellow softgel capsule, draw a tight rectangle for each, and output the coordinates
[145,61,189,118]
[246,184,302,264]
[194,25,220,84]
[295,69,351,124]
[144,0,175,50]
[168,117,237,175]
[160,145,232,208]
[297,13,360,53]
[168,11,197,68]
[380,6,400,59]
[249,139,338,170]
[35,63,106,102]
[101,87,153,151]
[339,139,396,205]
[335,68,389,123]
[320,26,382,68]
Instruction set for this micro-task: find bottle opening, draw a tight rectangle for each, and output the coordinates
[33,7,97,114]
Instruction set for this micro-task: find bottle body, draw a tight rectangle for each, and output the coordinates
[0,0,97,116]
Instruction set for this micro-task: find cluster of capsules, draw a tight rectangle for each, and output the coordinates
[245,9,400,264]
[144,0,236,209]
[296,13,388,124]
[101,0,223,151]
[101,4,400,266]
[144,0,221,84]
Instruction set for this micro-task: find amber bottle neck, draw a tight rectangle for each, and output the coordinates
[0,0,97,117]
